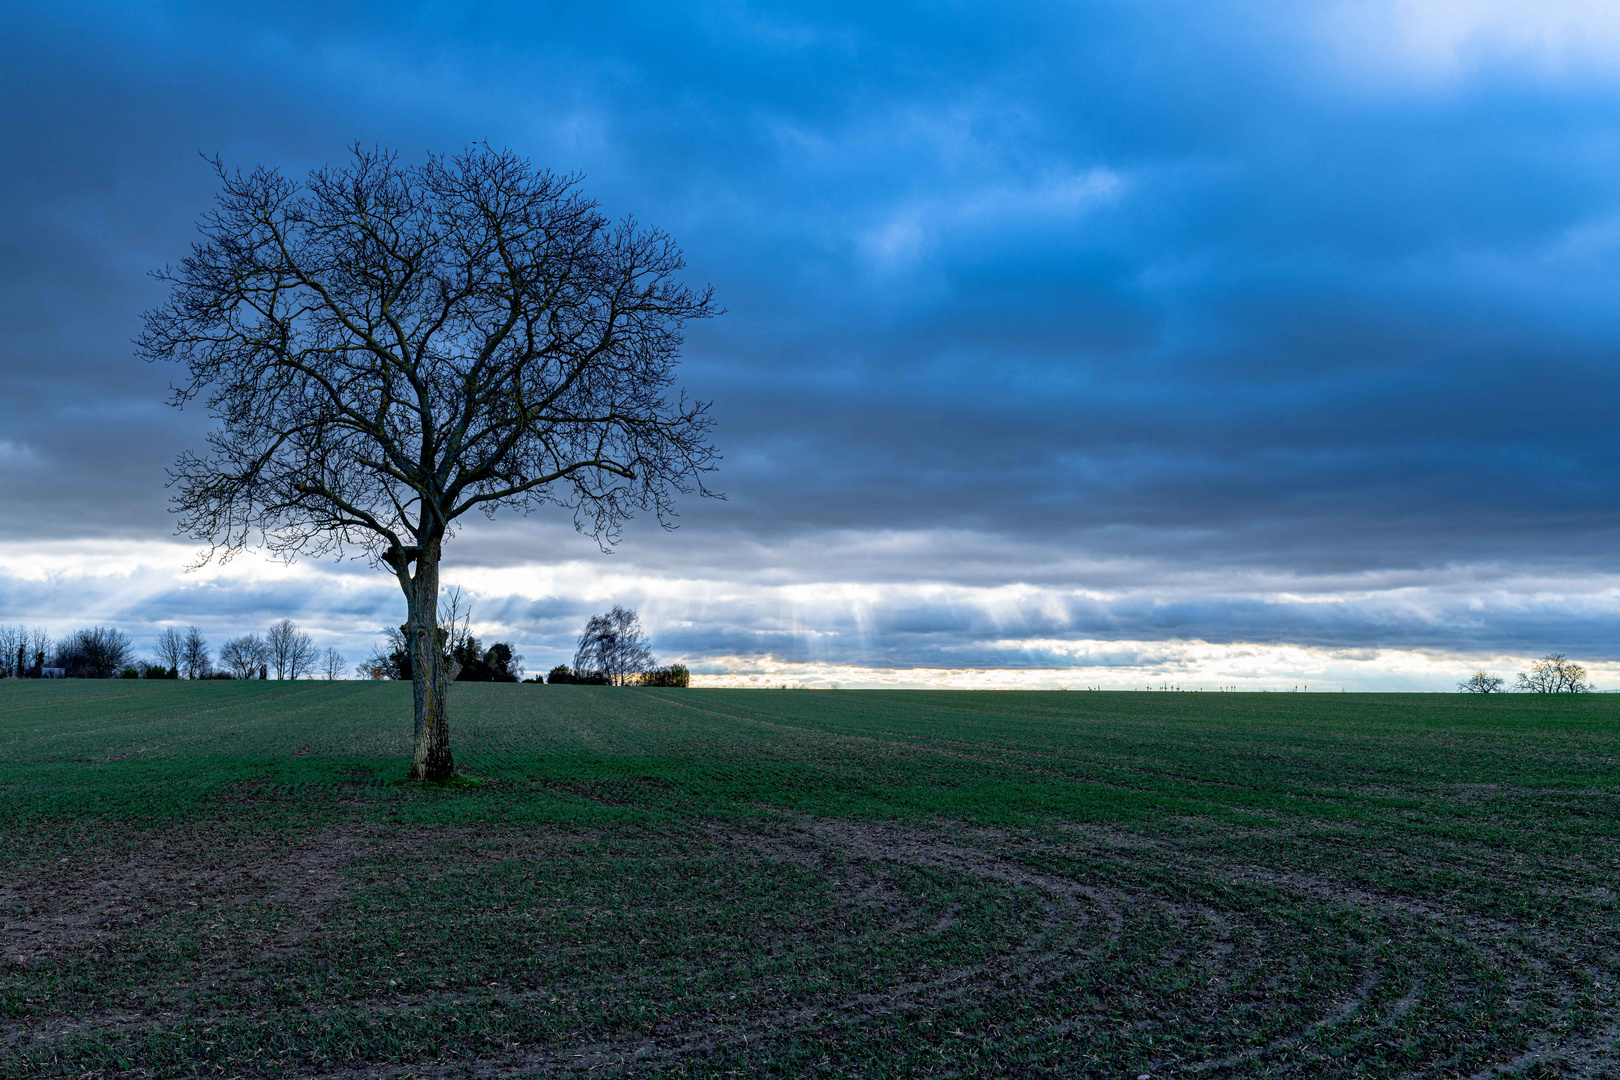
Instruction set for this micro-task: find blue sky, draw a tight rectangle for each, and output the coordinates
[4,1,1620,688]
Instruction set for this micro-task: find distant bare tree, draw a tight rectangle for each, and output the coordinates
[0,625,30,677]
[181,626,211,679]
[154,627,187,675]
[439,587,473,680]
[573,606,653,686]
[0,626,17,677]
[53,628,135,679]
[219,637,251,680]
[1515,654,1593,694]
[220,633,270,680]
[138,145,719,780]
[25,628,49,676]
[83,628,133,678]
[1458,671,1505,694]
[289,638,318,680]
[266,619,317,680]
[361,627,408,681]
[322,647,346,680]
[356,653,393,680]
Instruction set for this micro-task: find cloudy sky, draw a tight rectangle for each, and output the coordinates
[5,0,1620,688]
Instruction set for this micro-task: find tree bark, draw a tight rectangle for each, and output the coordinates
[406,541,454,782]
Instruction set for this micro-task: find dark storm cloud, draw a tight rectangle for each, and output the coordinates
[5,0,1620,671]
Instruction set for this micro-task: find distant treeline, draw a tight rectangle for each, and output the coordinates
[0,621,344,680]
[356,601,692,687]
[356,633,689,687]
[358,627,525,683]
[546,663,690,687]
[1,604,692,687]
[0,626,136,679]
[1459,654,1596,694]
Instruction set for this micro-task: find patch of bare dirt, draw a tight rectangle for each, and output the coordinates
[0,824,595,965]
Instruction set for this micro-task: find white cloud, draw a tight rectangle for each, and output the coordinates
[1319,0,1620,83]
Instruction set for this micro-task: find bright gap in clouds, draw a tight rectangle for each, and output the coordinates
[687,647,1557,693]
[2,537,1615,690]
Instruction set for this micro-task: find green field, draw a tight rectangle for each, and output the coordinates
[2,683,1617,1078]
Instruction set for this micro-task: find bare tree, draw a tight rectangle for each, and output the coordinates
[289,636,318,679]
[266,619,295,678]
[153,626,186,675]
[321,647,346,680]
[573,606,654,686]
[572,613,610,682]
[0,625,30,677]
[54,628,135,679]
[138,145,718,780]
[365,626,409,680]
[0,626,17,677]
[181,626,211,680]
[436,586,474,680]
[25,628,49,677]
[1515,653,1593,693]
[357,653,393,680]
[267,619,317,679]
[1458,671,1504,693]
[364,605,463,682]
[220,633,270,680]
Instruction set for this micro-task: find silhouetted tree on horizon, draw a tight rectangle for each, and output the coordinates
[138,145,718,779]
[1458,671,1504,693]
[181,626,210,680]
[1515,653,1592,693]
[574,606,653,686]
[53,628,134,679]
[153,627,186,676]
[267,619,317,680]
[0,626,48,678]
[221,633,270,680]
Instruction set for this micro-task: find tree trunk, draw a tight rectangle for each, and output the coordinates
[406,542,454,782]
